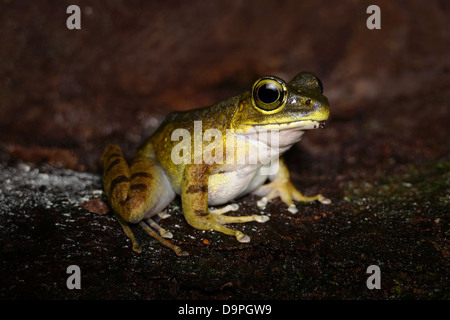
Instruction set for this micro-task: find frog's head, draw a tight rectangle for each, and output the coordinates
[230,72,330,133]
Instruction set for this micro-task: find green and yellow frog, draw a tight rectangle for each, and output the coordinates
[102,72,330,256]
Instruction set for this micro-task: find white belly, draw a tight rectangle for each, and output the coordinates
[206,128,306,205]
[207,164,270,206]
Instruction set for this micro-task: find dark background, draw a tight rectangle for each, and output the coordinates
[0,0,449,299]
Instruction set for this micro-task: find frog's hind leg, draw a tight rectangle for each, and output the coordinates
[146,217,173,239]
[114,213,142,253]
[139,222,189,256]
[116,214,187,256]
[182,164,269,244]
[102,144,185,255]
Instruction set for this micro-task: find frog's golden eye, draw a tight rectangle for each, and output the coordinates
[252,76,287,113]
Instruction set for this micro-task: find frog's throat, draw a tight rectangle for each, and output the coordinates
[236,120,324,133]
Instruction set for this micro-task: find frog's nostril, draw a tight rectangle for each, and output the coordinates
[319,121,327,129]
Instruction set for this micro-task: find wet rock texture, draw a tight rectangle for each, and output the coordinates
[0,1,449,299]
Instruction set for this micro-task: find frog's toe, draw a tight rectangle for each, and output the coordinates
[161,231,173,239]
[236,232,251,243]
[287,204,299,214]
[176,249,190,257]
[254,181,330,213]
[139,221,188,256]
[132,243,143,253]
[292,190,330,204]
[209,203,239,215]
[146,218,173,238]
[185,210,268,245]
[254,215,270,223]
[318,196,331,204]
[256,197,269,208]
[158,211,171,219]
[214,213,269,225]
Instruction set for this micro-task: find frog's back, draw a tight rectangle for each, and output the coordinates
[138,95,241,190]
[146,95,241,146]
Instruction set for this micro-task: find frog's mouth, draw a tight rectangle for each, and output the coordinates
[240,120,326,132]
[234,120,327,150]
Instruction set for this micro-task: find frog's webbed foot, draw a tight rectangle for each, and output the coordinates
[209,203,239,215]
[253,180,331,214]
[186,209,270,243]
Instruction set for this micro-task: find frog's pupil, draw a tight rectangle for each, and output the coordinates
[258,83,279,104]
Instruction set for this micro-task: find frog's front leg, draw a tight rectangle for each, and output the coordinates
[181,164,269,243]
[102,144,188,256]
[253,158,331,213]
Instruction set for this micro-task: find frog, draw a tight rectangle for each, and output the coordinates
[101,72,331,256]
